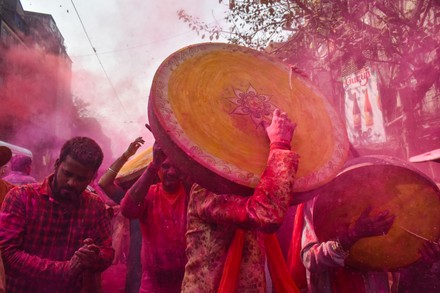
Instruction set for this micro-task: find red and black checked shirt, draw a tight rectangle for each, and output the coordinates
[0,174,114,293]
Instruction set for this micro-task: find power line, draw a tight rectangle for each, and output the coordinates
[70,31,196,58]
[70,0,128,116]
[69,18,227,58]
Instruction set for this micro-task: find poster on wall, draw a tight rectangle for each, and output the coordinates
[343,67,386,146]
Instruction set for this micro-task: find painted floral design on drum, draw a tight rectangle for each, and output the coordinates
[229,84,276,128]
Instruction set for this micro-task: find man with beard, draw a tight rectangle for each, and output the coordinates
[0,137,114,293]
[120,142,190,293]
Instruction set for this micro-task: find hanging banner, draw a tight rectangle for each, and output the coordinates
[343,67,386,146]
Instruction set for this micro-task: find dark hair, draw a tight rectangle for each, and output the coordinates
[59,137,103,172]
[10,155,32,172]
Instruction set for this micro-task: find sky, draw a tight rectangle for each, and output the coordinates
[21,0,228,157]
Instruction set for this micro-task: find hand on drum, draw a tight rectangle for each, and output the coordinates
[264,109,296,145]
[152,142,167,169]
[340,206,395,250]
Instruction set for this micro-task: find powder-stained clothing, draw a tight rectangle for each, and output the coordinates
[397,260,440,292]
[121,183,187,293]
[0,175,114,293]
[301,197,390,293]
[181,149,299,293]
[0,251,5,293]
[0,179,14,206]
[3,171,37,186]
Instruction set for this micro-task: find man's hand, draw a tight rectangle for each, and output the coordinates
[264,109,296,145]
[68,253,84,279]
[151,142,167,169]
[73,238,102,270]
[123,137,145,159]
[351,207,395,239]
[340,207,395,250]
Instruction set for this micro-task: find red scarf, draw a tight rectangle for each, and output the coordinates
[287,204,308,291]
[218,230,300,293]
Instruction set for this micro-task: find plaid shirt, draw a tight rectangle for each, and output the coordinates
[0,174,114,293]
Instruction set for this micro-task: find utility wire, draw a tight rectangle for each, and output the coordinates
[70,18,227,58]
[70,0,128,116]
[71,31,196,58]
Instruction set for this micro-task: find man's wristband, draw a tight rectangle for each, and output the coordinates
[270,141,291,150]
[333,238,350,258]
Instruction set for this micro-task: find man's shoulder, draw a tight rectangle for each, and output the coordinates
[9,181,40,193]
[3,172,37,185]
[1,181,43,207]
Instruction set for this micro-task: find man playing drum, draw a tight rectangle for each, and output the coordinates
[293,151,440,292]
[181,109,299,292]
[300,200,394,292]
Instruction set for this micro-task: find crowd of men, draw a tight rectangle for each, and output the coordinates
[0,108,439,293]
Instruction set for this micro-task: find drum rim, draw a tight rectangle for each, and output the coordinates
[115,147,153,183]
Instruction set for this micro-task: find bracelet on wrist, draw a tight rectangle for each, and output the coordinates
[108,167,118,174]
[333,238,350,258]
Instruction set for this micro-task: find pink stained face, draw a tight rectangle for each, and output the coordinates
[52,155,95,203]
[159,158,182,193]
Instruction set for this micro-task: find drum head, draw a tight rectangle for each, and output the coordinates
[149,43,348,195]
[313,156,440,271]
[115,147,153,184]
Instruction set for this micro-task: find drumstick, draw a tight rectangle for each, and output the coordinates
[398,225,439,245]
[289,66,293,90]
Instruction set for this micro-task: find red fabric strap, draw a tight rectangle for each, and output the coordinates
[287,204,308,291]
[265,233,301,293]
[218,229,300,293]
[217,229,245,293]
[270,141,291,151]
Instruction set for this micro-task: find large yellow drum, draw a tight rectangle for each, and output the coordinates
[313,155,440,270]
[148,43,349,196]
